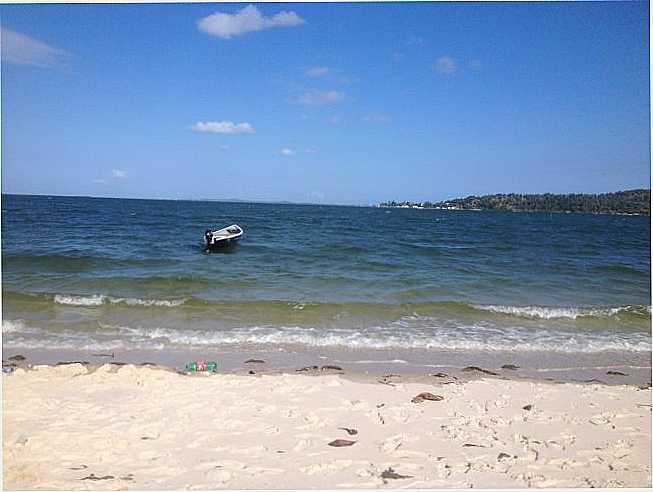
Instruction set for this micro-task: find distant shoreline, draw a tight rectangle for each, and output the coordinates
[377,204,647,217]
[379,189,651,216]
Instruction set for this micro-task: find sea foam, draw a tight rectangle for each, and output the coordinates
[104,322,653,353]
[472,304,651,320]
[4,320,650,353]
[53,294,185,308]
[2,319,26,334]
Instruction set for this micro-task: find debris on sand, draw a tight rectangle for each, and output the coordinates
[381,467,413,480]
[411,392,444,403]
[462,366,498,376]
[80,474,114,481]
[328,439,356,447]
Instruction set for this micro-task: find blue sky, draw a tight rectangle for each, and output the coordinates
[1,2,649,205]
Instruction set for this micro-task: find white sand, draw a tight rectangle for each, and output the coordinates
[3,364,652,489]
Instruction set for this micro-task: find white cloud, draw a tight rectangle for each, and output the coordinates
[92,179,107,185]
[435,56,456,75]
[280,148,295,156]
[192,121,255,134]
[112,169,128,179]
[219,144,230,150]
[308,190,325,202]
[198,5,304,39]
[294,90,344,105]
[405,36,424,46]
[1,27,69,68]
[363,113,391,123]
[468,59,482,72]
[306,66,329,78]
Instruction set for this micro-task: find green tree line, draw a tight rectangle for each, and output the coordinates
[379,189,650,215]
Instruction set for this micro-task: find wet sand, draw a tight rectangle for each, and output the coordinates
[3,360,652,489]
[4,345,652,386]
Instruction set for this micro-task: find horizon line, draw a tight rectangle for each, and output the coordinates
[2,188,649,208]
[0,192,371,207]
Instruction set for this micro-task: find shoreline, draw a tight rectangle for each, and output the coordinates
[4,346,651,387]
[3,362,652,489]
[378,205,649,216]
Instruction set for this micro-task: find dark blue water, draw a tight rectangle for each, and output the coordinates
[2,194,651,355]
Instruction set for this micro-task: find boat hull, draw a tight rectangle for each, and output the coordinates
[205,236,241,249]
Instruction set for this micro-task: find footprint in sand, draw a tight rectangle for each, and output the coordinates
[380,434,408,454]
[205,469,232,483]
[300,460,353,475]
[293,438,313,452]
[494,399,509,408]
[589,413,615,426]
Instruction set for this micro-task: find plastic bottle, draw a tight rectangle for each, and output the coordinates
[185,360,218,373]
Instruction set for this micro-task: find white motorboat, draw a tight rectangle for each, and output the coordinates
[204,224,243,249]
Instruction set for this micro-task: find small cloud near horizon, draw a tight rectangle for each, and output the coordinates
[435,55,456,75]
[308,190,325,202]
[198,5,304,39]
[112,169,128,179]
[192,121,255,134]
[280,148,296,156]
[1,27,69,68]
[293,90,344,105]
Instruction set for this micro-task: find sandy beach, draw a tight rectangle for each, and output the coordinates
[3,362,651,489]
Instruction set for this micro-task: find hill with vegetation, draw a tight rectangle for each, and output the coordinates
[379,189,650,215]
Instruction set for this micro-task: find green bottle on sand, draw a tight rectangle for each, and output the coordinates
[185,360,218,372]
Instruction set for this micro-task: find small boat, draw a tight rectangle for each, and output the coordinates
[204,224,243,249]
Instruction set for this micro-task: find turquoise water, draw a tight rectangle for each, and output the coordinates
[2,194,650,355]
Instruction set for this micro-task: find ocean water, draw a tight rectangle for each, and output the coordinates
[2,194,651,364]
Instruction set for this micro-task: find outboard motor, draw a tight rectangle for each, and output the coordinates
[204,229,213,246]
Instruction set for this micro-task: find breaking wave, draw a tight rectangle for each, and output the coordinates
[53,294,186,307]
[7,290,651,322]
[3,319,651,354]
[472,304,651,320]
